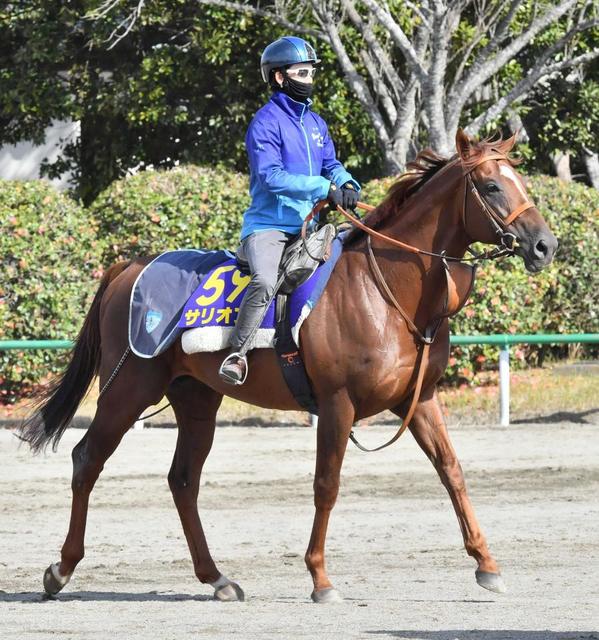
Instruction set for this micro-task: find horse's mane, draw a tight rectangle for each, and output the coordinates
[345,134,519,245]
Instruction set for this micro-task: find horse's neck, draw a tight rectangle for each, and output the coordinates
[382,163,468,258]
[352,164,470,326]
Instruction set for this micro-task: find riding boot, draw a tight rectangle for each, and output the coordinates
[219,351,248,385]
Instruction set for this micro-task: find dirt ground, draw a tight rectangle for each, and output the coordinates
[1,420,598,640]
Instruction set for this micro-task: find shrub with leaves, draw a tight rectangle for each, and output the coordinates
[0,181,104,402]
[2,167,596,401]
[90,165,249,264]
[362,174,599,382]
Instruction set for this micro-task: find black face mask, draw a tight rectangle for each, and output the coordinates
[281,73,313,102]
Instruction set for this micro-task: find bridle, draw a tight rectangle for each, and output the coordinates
[306,152,536,263]
[303,153,537,452]
[462,153,535,254]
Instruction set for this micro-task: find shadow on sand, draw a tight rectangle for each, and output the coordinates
[0,590,214,603]
[365,631,598,640]
[512,408,598,425]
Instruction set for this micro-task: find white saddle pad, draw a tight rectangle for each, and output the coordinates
[181,305,310,354]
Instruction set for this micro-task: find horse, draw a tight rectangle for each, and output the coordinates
[20,130,557,603]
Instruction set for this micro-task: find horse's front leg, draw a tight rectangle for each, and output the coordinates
[399,389,507,594]
[305,391,354,603]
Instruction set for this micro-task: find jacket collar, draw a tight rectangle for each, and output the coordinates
[270,91,312,119]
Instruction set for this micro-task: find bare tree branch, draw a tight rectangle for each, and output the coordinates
[403,0,432,29]
[106,0,145,50]
[450,0,523,85]
[466,48,599,136]
[341,0,405,97]
[360,0,429,82]
[359,49,398,125]
[85,0,121,20]
[310,1,391,149]
[87,0,326,47]
[449,0,579,121]
[195,0,325,39]
[422,2,452,151]
[85,0,146,49]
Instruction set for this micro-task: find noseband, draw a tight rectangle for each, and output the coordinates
[462,153,535,252]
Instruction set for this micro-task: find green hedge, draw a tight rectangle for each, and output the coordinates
[362,174,599,381]
[91,165,597,383]
[1,167,597,402]
[90,165,249,263]
[0,181,104,402]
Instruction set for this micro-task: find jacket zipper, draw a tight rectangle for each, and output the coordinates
[299,104,313,176]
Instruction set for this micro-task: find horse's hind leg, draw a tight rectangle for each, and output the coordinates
[166,376,244,602]
[43,361,168,596]
[401,389,506,594]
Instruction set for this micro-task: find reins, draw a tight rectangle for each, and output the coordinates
[309,153,536,452]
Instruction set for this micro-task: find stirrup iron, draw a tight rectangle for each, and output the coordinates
[218,352,248,386]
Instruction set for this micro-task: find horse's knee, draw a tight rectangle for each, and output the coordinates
[313,475,340,510]
[439,458,466,493]
[71,438,89,469]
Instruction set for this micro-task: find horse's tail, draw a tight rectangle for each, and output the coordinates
[19,261,131,453]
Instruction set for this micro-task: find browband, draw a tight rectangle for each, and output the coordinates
[462,152,508,175]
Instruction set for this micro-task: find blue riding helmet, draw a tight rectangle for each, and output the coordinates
[260,36,321,83]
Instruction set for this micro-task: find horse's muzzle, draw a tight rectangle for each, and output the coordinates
[517,230,558,273]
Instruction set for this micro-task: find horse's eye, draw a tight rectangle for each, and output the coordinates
[486,182,500,194]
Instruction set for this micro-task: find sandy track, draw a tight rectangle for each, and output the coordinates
[1,421,598,640]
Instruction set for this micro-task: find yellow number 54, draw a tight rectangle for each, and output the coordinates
[195,265,236,306]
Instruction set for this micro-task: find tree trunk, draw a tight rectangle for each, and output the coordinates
[582,148,599,190]
[383,138,407,176]
[551,152,572,183]
[383,82,419,175]
[506,110,529,144]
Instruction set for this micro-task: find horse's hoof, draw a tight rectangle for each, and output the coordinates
[43,563,71,596]
[311,587,343,603]
[214,581,245,602]
[475,569,507,594]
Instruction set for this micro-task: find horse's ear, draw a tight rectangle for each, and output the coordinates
[455,128,474,161]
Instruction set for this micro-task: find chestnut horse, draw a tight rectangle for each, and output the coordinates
[21,131,557,603]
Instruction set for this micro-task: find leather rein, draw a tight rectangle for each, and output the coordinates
[303,153,535,452]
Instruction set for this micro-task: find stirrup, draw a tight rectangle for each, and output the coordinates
[218,352,248,386]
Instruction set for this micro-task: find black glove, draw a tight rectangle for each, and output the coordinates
[326,183,343,209]
[341,183,359,211]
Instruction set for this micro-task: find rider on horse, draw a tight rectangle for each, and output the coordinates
[219,36,361,385]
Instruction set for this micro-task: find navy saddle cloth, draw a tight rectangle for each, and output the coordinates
[128,240,343,360]
[128,249,233,358]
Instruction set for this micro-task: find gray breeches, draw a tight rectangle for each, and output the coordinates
[229,229,292,350]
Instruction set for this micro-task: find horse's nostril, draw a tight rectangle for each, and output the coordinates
[535,239,548,256]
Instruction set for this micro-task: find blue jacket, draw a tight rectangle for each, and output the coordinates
[240,91,360,239]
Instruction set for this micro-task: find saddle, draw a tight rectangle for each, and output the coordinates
[236,223,336,292]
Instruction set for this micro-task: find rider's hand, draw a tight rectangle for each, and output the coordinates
[326,183,343,209]
[341,183,359,211]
